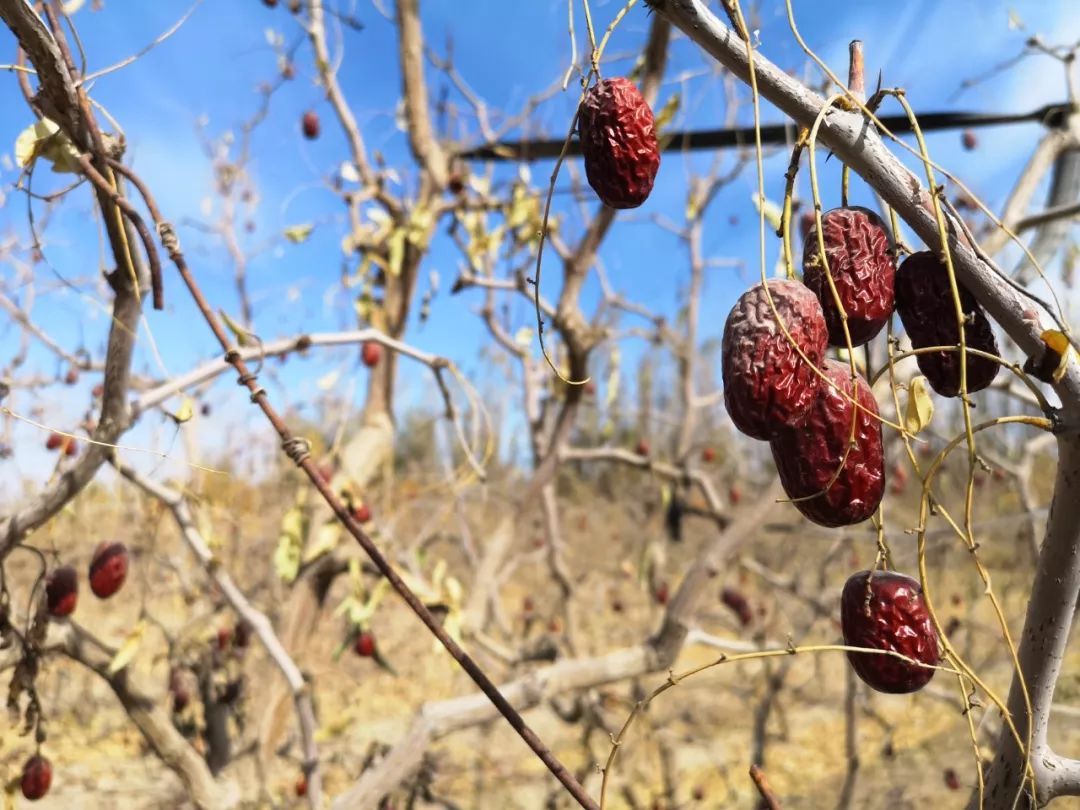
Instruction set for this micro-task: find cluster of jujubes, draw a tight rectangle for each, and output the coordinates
[715,201,998,693]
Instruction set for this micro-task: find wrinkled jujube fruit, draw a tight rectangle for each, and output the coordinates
[841,570,940,694]
[361,340,382,368]
[769,360,884,527]
[894,251,999,397]
[578,78,660,209]
[89,541,129,599]
[21,755,52,801]
[45,565,78,617]
[722,280,828,440]
[802,206,896,346]
[354,630,376,658]
[301,110,320,140]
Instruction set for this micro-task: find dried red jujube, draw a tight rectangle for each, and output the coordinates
[894,251,999,396]
[723,280,828,440]
[769,360,884,527]
[802,206,896,346]
[841,570,940,694]
[578,78,660,209]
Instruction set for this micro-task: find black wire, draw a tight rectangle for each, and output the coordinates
[457,102,1073,162]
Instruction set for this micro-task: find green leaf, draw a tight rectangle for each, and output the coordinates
[15,119,80,174]
[108,620,147,675]
[283,223,314,243]
[219,309,254,347]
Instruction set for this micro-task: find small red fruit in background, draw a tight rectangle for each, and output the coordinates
[889,461,908,495]
[89,541,129,599]
[352,503,372,524]
[63,436,78,456]
[654,582,670,606]
[841,570,940,694]
[91,382,105,398]
[578,78,660,209]
[961,130,978,151]
[64,367,79,385]
[584,381,597,397]
[296,776,308,797]
[361,341,382,368]
[728,485,742,505]
[45,432,63,451]
[635,439,650,457]
[20,755,52,801]
[701,446,715,463]
[354,630,376,658]
[944,767,960,790]
[301,110,320,140]
[45,565,78,617]
[234,619,252,648]
[721,587,753,626]
[216,627,232,651]
[263,0,279,7]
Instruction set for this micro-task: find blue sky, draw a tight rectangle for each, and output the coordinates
[1,0,1077,488]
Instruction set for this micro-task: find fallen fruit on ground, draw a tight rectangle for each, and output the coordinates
[770,360,884,527]
[578,78,660,209]
[894,251,1000,396]
[361,340,381,368]
[802,206,896,346]
[21,755,52,801]
[45,565,78,617]
[841,570,940,694]
[89,541,129,599]
[722,280,828,440]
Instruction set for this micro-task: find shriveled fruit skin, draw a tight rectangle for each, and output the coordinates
[802,206,896,346]
[578,78,660,209]
[89,541,129,599]
[841,570,940,694]
[894,251,999,396]
[769,360,884,527]
[21,755,52,800]
[722,280,828,440]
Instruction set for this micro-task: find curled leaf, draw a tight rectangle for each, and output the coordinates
[904,375,934,436]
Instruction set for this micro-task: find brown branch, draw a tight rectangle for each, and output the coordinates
[113,462,323,810]
[395,0,448,189]
[42,621,224,809]
[749,763,782,810]
[335,480,779,804]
